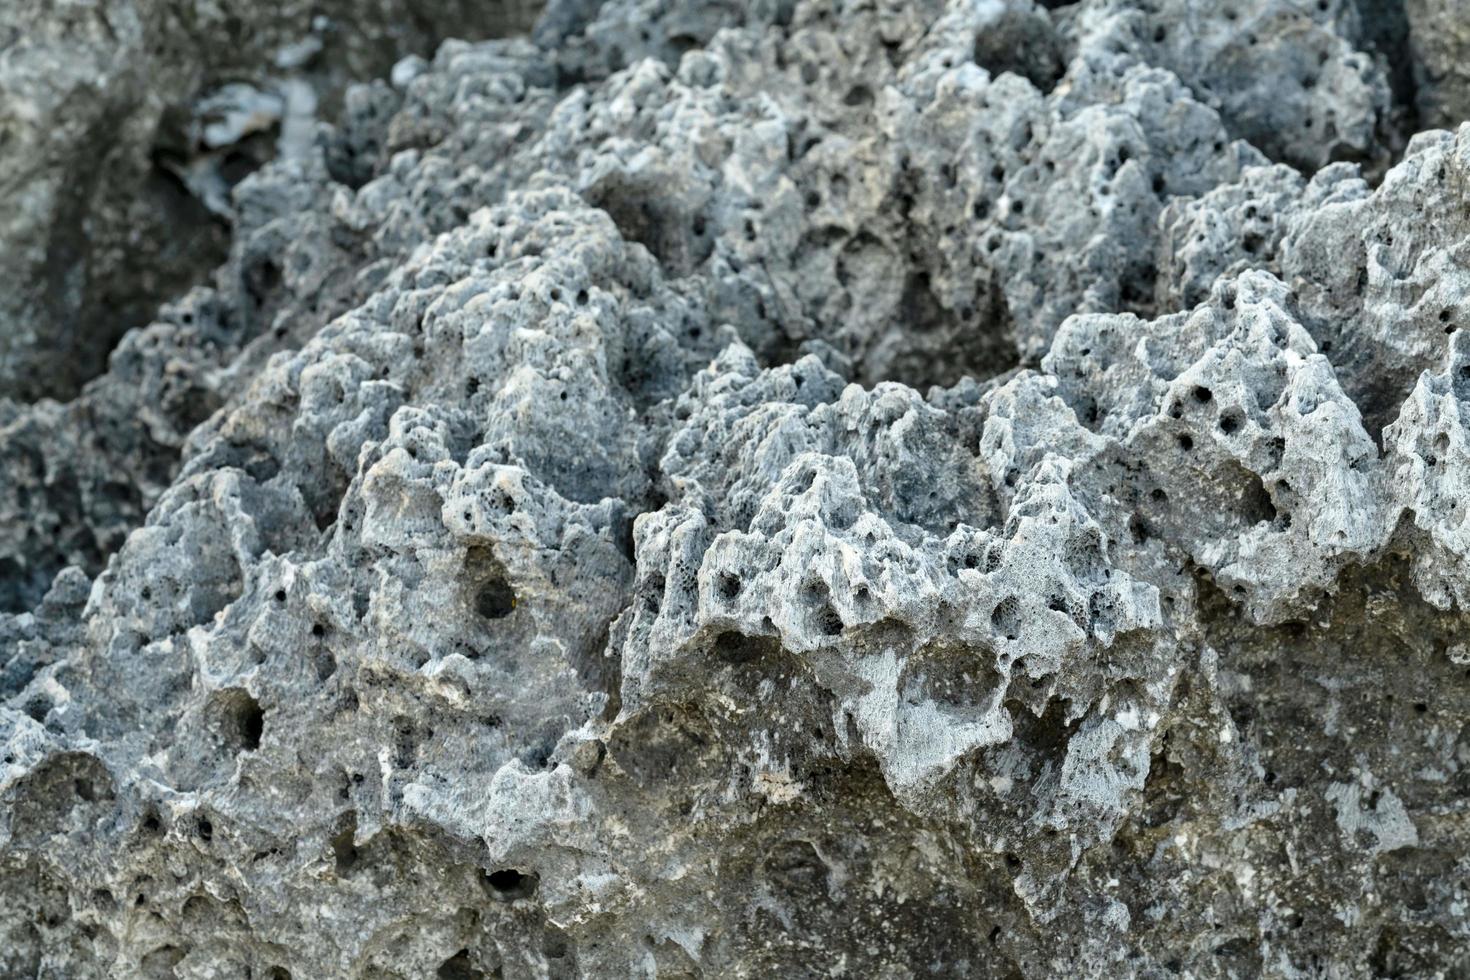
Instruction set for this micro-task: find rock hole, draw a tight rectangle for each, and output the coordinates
[713,630,781,666]
[973,12,1065,95]
[543,930,571,960]
[1007,696,1077,759]
[485,868,538,901]
[475,578,516,619]
[1240,472,1278,527]
[331,812,360,875]
[1140,748,1187,828]
[585,176,713,276]
[393,718,419,768]
[23,697,49,723]
[816,603,844,636]
[805,581,844,637]
[872,266,1019,389]
[991,595,1022,641]
[465,546,516,620]
[218,689,264,753]
[437,950,485,980]
[717,572,742,601]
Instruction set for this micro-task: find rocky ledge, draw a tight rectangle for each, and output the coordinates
[3,1,1470,977]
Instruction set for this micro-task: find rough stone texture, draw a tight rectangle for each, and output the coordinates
[4,1,1470,977]
[1404,0,1470,130]
[0,0,541,403]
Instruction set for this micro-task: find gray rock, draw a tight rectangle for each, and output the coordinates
[4,1,1470,977]
[1404,0,1470,130]
[0,0,540,403]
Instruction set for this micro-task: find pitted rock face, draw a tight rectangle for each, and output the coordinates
[4,1,1470,977]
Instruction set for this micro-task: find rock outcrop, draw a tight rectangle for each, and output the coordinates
[3,1,1470,977]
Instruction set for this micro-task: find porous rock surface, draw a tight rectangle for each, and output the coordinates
[3,1,1470,977]
[0,0,541,402]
